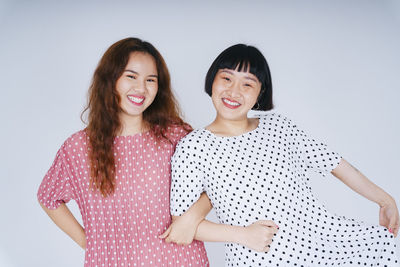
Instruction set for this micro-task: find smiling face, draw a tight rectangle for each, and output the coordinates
[211,67,262,121]
[116,52,158,121]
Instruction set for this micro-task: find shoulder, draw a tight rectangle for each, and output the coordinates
[177,128,207,143]
[163,123,192,145]
[174,128,208,150]
[172,129,208,165]
[253,111,294,130]
[59,129,89,154]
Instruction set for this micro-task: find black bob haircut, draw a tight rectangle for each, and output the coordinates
[205,44,273,111]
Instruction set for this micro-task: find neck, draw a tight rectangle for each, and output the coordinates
[208,115,257,136]
[118,113,147,136]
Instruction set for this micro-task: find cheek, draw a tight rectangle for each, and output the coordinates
[150,85,158,98]
[211,81,225,98]
[115,79,129,95]
[211,87,221,104]
[245,90,260,105]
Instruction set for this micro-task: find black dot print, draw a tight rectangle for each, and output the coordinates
[170,112,399,266]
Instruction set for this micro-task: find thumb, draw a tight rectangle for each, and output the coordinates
[255,220,279,228]
[159,226,171,239]
[388,216,398,235]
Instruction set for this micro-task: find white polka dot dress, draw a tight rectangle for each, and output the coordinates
[170,113,399,266]
[38,126,209,267]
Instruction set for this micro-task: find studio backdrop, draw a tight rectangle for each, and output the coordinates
[0,1,399,266]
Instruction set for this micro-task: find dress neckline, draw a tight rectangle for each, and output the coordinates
[202,117,261,138]
[115,130,151,139]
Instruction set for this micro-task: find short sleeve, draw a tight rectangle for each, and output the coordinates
[170,137,204,216]
[165,123,191,147]
[37,146,75,209]
[287,118,342,176]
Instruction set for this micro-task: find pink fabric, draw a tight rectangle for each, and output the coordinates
[38,126,209,267]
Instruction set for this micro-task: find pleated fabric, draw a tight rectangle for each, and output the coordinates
[38,127,209,267]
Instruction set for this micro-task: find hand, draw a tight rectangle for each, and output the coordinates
[238,220,279,252]
[379,197,399,237]
[159,215,200,245]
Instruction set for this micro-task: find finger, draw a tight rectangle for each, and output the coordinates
[394,221,399,237]
[265,228,278,237]
[388,216,398,235]
[159,226,171,239]
[256,220,279,228]
[270,227,279,234]
[264,239,272,246]
[265,229,277,239]
[267,233,275,241]
[165,236,171,243]
[262,245,270,253]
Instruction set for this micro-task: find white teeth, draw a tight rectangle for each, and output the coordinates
[128,96,144,103]
[223,98,240,106]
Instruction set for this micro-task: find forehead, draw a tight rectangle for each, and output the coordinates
[125,52,157,69]
[218,68,259,82]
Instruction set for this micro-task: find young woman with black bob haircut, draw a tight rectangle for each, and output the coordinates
[163,44,399,266]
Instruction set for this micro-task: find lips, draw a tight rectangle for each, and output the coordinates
[127,95,145,106]
[222,98,241,109]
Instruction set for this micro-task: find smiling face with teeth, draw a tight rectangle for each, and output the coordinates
[115,52,158,123]
[211,68,261,121]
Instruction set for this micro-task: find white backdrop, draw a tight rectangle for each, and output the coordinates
[0,1,399,266]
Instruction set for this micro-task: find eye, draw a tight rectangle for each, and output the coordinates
[244,83,253,88]
[222,76,231,82]
[147,78,157,83]
[127,75,136,79]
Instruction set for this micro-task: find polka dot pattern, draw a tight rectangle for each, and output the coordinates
[38,126,209,267]
[170,112,399,266]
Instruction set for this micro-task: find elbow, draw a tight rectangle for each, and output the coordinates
[38,199,49,212]
[171,215,179,222]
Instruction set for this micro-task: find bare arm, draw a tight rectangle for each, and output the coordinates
[332,158,399,236]
[198,219,279,251]
[160,193,212,244]
[167,217,278,252]
[39,201,86,249]
[185,192,213,225]
[161,193,279,252]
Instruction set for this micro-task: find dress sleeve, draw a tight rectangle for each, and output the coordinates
[170,137,205,216]
[37,146,75,209]
[166,124,191,147]
[287,118,342,177]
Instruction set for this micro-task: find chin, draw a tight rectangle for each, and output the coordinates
[122,106,145,117]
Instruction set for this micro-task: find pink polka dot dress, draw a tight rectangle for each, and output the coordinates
[37,126,209,267]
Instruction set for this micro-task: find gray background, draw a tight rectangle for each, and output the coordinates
[0,1,399,266]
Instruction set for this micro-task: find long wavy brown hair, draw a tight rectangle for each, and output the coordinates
[82,37,190,197]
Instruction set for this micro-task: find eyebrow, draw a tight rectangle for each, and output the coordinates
[244,76,258,83]
[124,69,158,78]
[220,69,258,83]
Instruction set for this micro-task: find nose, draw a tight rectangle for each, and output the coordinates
[227,80,241,97]
[134,78,146,93]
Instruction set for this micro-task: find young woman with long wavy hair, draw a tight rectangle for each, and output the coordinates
[37,37,210,266]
